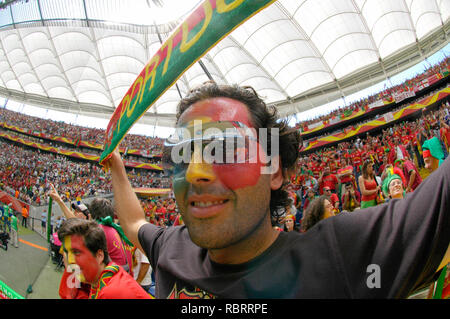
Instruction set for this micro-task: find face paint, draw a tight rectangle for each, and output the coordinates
[171,97,274,250]
[63,235,100,284]
[212,143,266,190]
[178,98,254,128]
[176,97,268,190]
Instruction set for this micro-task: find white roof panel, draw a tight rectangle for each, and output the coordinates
[0,0,447,127]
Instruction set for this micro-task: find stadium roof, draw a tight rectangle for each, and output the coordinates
[0,0,449,128]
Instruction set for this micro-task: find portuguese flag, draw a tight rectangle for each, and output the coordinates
[100,0,277,166]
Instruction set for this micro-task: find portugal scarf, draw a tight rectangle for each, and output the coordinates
[89,264,120,299]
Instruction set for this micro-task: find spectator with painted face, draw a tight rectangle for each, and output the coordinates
[57,218,151,299]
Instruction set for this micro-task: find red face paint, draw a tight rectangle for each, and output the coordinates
[178,97,265,190]
[63,235,100,284]
[178,97,254,128]
[174,97,275,252]
[212,143,266,190]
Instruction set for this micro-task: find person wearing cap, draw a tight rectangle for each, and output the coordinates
[394,158,422,193]
[422,136,445,172]
[71,202,90,219]
[381,168,405,200]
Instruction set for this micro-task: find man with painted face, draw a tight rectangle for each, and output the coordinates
[57,218,151,299]
[107,82,449,298]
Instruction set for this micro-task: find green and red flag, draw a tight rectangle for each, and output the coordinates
[99,0,276,166]
[343,108,353,118]
[0,280,24,299]
[47,197,52,243]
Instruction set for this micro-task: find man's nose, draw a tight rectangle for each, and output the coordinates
[185,145,216,184]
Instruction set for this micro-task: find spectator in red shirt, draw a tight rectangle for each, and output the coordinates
[401,131,415,162]
[350,147,362,173]
[57,218,151,299]
[155,201,167,221]
[318,166,339,195]
[336,157,355,196]
[440,119,450,153]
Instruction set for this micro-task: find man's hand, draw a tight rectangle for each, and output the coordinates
[103,148,123,171]
[48,184,76,219]
[48,184,62,203]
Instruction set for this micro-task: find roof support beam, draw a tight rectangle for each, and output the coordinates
[350,0,391,86]
[276,1,344,112]
[82,0,115,107]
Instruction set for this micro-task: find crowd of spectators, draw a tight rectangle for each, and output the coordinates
[0,139,171,206]
[278,101,450,233]
[295,57,449,132]
[0,126,163,165]
[301,83,450,149]
[0,57,448,231]
[0,107,164,155]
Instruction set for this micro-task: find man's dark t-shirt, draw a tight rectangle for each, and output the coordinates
[138,158,450,298]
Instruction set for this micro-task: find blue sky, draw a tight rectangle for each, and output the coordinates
[2,43,449,138]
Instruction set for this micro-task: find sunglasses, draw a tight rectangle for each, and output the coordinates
[162,121,261,177]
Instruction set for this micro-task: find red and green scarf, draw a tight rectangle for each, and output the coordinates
[89,264,120,299]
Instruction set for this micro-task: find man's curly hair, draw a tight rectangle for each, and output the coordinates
[175,81,302,218]
[300,195,329,232]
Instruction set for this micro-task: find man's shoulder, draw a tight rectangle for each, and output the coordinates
[99,224,119,239]
[99,266,151,299]
[139,223,189,246]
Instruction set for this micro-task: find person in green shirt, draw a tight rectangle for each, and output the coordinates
[2,203,11,233]
[10,212,18,248]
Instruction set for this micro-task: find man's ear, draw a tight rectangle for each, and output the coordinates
[96,249,105,265]
[270,155,283,190]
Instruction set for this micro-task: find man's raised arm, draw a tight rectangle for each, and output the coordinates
[105,149,148,252]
